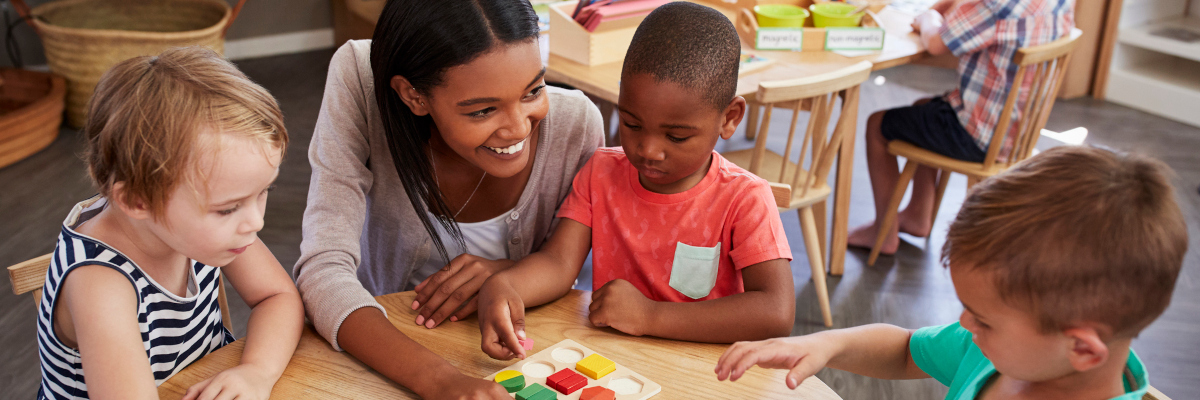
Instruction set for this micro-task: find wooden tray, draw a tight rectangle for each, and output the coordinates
[0,68,65,169]
[486,339,661,400]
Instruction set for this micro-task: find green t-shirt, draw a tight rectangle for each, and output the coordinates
[909,323,1149,400]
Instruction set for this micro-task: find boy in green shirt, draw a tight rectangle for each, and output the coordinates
[715,146,1187,400]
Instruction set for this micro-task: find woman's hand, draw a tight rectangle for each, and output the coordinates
[181,364,277,400]
[715,335,837,390]
[476,276,529,360]
[588,279,657,337]
[413,254,516,328]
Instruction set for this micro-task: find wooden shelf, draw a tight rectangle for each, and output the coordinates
[1105,56,1200,128]
[1117,16,1200,63]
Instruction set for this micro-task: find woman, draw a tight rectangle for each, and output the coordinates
[294,0,604,398]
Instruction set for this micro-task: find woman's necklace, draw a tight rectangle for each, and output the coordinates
[429,146,486,219]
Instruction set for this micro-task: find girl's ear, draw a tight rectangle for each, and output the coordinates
[720,96,747,141]
[390,75,431,116]
[110,182,154,221]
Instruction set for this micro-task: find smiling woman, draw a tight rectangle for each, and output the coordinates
[292,0,604,398]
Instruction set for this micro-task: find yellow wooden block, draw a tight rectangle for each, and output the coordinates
[495,370,523,382]
[575,353,616,380]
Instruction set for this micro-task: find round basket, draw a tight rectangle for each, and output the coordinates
[0,68,66,168]
[16,0,243,128]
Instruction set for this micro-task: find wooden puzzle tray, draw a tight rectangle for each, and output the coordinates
[485,339,661,400]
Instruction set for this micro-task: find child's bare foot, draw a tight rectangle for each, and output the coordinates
[847,222,899,256]
[896,211,933,238]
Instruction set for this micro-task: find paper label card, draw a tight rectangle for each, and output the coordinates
[756,28,803,51]
[824,28,885,50]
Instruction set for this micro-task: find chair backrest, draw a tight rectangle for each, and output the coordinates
[983,28,1082,170]
[9,253,234,332]
[748,61,872,207]
[1144,386,1171,400]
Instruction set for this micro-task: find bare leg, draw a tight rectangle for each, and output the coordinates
[847,110,901,255]
[896,165,938,237]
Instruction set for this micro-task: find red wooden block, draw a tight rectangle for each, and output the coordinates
[580,386,616,400]
[546,369,576,392]
[560,374,588,394]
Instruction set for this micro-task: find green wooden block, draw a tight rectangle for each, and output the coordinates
[516,383,549,400]
[530,386,558,400]
[499,374,525,393]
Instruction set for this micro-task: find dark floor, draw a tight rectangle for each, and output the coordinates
[2,49,1197,400]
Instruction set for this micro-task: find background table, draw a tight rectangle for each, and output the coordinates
[159,290,844,399]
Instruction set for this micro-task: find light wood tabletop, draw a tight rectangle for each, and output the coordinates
[158,290,843,400]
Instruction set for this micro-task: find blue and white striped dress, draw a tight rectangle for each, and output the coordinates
[37,197,235,400]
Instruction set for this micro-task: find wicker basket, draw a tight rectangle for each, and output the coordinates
[12,0,246,128]
[0,69,66,168]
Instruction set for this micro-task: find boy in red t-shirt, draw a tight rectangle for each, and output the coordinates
[476,2,795,360]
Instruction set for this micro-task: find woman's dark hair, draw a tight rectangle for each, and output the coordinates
[371,0,539,263]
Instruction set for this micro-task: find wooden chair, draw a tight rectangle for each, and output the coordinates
[1145,386,1171,400]
[723,61,874,327]
[8,253,234,332]
[867,29,1083,266]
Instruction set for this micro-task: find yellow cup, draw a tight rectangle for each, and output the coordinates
[754,4,810,28]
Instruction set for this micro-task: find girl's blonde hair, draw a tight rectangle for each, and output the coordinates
[83,46,288,218]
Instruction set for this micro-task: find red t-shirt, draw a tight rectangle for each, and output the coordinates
[557,148,792,302]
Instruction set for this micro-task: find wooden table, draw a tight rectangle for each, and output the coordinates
[544,6,928,276]
[159,291,843,399]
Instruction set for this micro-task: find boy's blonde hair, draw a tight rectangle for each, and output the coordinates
[943,146,1187,339]
[83,46,287,218]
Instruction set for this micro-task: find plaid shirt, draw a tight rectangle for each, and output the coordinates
[940,0,1074,156]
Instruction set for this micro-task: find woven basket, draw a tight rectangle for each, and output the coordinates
[0,68,66,168]
[12,0,246,128]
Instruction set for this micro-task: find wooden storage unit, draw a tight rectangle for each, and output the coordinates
[547,1,650,66]
[0,69,66,169]
[1103,0,1200,128]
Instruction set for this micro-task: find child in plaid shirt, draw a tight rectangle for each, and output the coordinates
[848,0,1074,255]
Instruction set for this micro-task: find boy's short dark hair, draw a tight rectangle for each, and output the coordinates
[622,1,740,110]
[943,146,1187,338]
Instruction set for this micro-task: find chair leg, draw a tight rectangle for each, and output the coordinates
[814,200,828,274]
[868,161,919,266]
[800,207,834,327]
[746,102,761,140]
[930,169,951,229]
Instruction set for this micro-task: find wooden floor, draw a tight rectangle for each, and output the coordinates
[2,49,1197,399]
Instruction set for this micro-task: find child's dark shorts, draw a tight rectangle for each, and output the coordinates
[880,97,987,163]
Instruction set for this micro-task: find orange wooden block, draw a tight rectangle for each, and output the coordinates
[579,386,616,400]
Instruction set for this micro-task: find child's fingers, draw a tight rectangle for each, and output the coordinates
[480,306,519,360]
[786,356,825,390]
[196,382,225,400]
[505,302,528,359]
[183,376,214,400]
[715,342,754,380]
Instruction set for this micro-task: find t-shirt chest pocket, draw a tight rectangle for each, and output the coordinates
[668,241,721,299]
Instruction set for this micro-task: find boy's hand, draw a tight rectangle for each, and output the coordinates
[715,336,835,390]
[413,254,516,329]
[181,364,276,400]
[589,279,656,336]
[428,373,513,400]
[477,277,529,360]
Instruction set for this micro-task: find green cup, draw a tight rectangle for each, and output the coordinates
[810,3,865,28]
[754,4,809,28]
